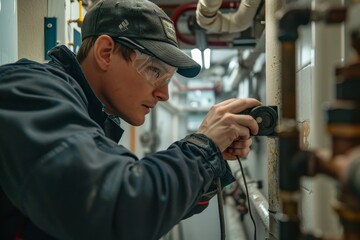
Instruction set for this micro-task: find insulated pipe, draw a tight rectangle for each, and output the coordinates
[228,161,270,232]
[172,2,241,47]
[196,0,262,33]
[233,168,270,231]
[242,30,265,69]
[265,0,283,238]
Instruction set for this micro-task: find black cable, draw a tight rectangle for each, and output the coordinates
[216,177,226,240]
[236,155,257,240]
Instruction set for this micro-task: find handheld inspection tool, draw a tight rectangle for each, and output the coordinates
[239,105,278,136]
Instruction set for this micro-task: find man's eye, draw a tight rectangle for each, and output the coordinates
[147,66,161,78]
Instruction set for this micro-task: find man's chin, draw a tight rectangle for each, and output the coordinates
[126,116,145,126]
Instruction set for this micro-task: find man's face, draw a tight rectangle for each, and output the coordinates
[100,49,171,126]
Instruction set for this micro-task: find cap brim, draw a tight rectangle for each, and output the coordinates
[135,39,201,78]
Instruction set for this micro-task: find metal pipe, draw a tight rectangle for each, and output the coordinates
[277,7,312,240]
[265,0,283,238]
[277,126,301,240]
[280,41,297,120]
[242,30,265,69]
[171,2,243,47]
[230,163,270,230]
[196,0,262,33]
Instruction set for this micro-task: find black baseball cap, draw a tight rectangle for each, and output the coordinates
[81,0,201,78]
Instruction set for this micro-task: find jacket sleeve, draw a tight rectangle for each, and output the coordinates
[180,134,235,219]
[0,65,234,240]
[181,165,235,219]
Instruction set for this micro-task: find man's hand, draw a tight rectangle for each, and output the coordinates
[196,98,261,160]
[222,137,253,160]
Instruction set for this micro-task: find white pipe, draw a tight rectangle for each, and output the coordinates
[228,161,270,230]
[196,0,262,33]
[265,0,283,238]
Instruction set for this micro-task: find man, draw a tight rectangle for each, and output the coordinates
[0,0,260,239]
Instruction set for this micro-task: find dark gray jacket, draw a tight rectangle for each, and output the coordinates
[0,46,234,240]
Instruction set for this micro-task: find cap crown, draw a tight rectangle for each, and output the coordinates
[81,0,201,78]
[82,0,178,47]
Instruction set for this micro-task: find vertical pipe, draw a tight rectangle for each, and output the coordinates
[78,0,83,23]
[280,41,296,120]
[278,39,301,240]
[277,7,312,239]
[266,0,283,238]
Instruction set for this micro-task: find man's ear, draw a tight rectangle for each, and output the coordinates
[93,35,116,71]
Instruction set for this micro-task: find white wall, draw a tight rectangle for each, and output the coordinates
[0,0,18,64]
[295,0,344,236]
[17,0,82,62]
[18,0,47,61]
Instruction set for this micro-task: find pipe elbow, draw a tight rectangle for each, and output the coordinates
[230,0,262,32]
[198,0,222,15]
[196,5,222,33]
[196,0,261,33]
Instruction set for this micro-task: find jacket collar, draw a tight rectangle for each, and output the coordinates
[46,45,124,142]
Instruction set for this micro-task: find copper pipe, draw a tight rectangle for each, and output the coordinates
[277,7,312,240]
[280,41,296,120]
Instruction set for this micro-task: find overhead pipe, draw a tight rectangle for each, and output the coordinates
[196,0,262,33]
[171,2,243,47]
[241,30,265,70]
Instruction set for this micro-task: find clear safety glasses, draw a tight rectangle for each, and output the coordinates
[132,50,177,88]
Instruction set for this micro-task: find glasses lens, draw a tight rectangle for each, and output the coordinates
[132,50,177,88]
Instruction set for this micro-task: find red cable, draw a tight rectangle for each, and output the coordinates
[14,217,29,240]
[197,201,209,205]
